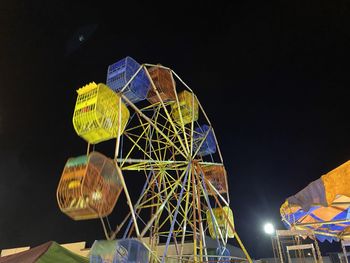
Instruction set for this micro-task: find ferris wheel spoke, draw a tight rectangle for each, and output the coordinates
[124,113,162,163]
[119,162,188,172]
[156,195,189,233]
[142,101,195,163]
[147,106,187,160]
[179,185,194,248]
[124,121,149,132]
[191,128,212,158]
[140,166,190,238]
[121,94,188,159]
[122,132,155,164]
[144,67,190,156]
[197,169,229,246]
[172,93,191,157]
[205,180,230,207]
[144,63,192,156]
[190,96,196,157]
[137,183,177,209]
[137,175,179,211]
[149,178,175,240]
[149,104,164,161]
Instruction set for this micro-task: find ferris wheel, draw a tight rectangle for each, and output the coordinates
[56,57,251,263]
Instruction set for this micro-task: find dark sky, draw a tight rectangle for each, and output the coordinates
[1,0,350,259]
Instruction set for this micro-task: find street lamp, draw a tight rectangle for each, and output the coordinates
[264,222,275,235]
[264,222,277,262]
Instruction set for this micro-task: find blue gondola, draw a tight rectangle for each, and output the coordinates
[106,57,150,103]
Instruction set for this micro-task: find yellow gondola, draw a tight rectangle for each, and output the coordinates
[171,90,198,125]
[206,206,235,239]
[72,82,129,144]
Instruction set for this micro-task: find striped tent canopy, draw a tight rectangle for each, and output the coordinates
[280,161,350,242]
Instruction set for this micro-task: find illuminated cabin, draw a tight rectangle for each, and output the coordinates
[89,240,116,263]
[202,164,228,195]
[106,56,150,103]
[72,82,129,144]
[193,124,216,156]
[90,239,149,263]
[208,247,231,263]
[171,90,198,125]
[206,206,235,239]
[147,66,176,104]
[56,152,123,220]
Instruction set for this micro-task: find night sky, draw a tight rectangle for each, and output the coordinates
[1,0,350,259]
